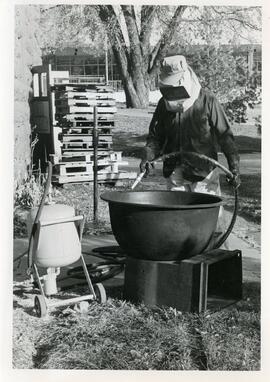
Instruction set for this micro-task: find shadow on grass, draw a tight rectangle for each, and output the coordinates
[220,173,261,200]
[104,284,124,300]
[235,281,261,313]
[112,132,261,158]
[220,173,261,223]
[235,135,261,153]
[13,299,38,317]
[113,132,147,157]
[33,344,52,369]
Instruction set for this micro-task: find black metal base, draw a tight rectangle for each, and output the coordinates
[123,249,242,313]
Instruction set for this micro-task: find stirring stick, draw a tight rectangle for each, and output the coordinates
[131,170,146,190]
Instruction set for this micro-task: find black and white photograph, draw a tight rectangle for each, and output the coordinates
[1,0,269,379]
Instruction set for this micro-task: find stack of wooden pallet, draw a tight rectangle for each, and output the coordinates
[51,83,137,184]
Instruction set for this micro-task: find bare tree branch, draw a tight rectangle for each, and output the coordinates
[211,6,261,16]
[211,6,261,31]
[97,5,130,79]
[149,6,187,76]
[223,21,260,43]
[121,5,150,97]
[140,6,158,49]
[121,5,140,50]
[121,5,146,77]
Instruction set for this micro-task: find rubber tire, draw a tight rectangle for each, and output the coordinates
[94,283,107,304]
[34,295,47,318]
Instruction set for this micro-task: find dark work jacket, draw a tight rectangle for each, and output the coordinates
[145,88,240,182]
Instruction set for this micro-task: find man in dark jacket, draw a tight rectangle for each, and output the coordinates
[140,55,240,194]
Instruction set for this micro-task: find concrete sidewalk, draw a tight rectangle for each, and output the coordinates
[227,232,260,282]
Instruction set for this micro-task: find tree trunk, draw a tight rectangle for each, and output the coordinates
[97,5,151,108]
[97,5,186,109]
[123,71,150,108]
[110,43,150,108]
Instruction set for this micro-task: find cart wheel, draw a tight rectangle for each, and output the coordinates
[34,295,47,318]
[94,283,107,304]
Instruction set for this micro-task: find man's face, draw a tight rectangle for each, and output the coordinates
[160,86,190,112]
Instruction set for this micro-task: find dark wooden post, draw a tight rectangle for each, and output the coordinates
[93,106,99,221]
[105,35,109,85]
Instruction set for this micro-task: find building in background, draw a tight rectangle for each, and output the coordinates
[43,47,122,91]
[42,44,261,90]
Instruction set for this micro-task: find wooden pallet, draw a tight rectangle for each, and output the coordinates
[57,114,115,123]
[108,152,123,162]
[55,91,115,100]
[50,151,123,164]
[55,162,93,175]
[58,120,114,128]
[62,142,112,150]
[51,82,131,185]
[60,126,113,135]
[60,149,112,156]
[59,157,126,167]
[52,170,137,185]
[61,134,113,144]
[53,84,113,92]
[55,105,117,114]
[55,98,116,107]
[54,160,128,176]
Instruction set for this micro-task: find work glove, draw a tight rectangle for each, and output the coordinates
[227,170,241,189]
[139,147,155,177]
[140,160,155,177]
[224,151,240,189]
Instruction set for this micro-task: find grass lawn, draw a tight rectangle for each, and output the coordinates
[13,281,260,370]
[13,104,261,370]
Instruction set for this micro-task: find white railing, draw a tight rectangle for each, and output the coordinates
[52,75,123,90]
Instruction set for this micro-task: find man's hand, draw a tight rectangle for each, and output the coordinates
[139,147,155,177]
[227,172,241,189]
[139,160,155,177]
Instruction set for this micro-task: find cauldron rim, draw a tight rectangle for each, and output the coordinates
[101,190,223,210]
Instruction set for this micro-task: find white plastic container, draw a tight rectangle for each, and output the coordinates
[27,204,81,268]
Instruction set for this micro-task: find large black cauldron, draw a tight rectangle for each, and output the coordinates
[101,191,222,261]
